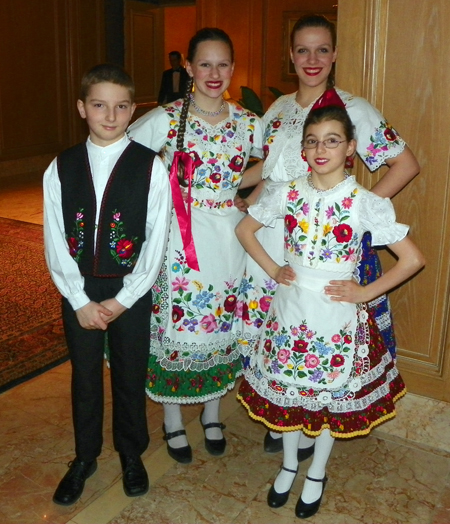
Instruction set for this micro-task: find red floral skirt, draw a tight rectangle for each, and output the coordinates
[237,314,406,438]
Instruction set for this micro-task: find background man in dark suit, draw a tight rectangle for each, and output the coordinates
[157,51,189,105]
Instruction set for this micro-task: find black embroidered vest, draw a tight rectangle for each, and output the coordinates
[58,141,156,277]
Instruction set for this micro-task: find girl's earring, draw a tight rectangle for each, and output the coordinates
[301,149,307,162]
[345,155,354,169]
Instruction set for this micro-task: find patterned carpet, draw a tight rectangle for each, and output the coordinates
[0,217,68,393]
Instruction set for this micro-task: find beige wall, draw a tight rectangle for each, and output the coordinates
[337,0,450,400]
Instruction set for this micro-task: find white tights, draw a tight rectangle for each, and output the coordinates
[273,430,335,503]
[163,398,224,448]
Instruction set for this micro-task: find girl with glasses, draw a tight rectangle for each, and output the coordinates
[236,13,420,459]
[235,104,424,519]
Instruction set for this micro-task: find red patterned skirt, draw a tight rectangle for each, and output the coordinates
[237,313,406,438]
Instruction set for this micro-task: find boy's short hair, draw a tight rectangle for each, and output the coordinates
[79,63,135,102]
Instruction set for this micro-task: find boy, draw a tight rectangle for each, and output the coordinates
[43,64,171,505]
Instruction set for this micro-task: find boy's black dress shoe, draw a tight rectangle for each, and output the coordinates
[119,454,149,497]
[162,424,193,464]
[53,458,97,506]
[267,466,298,508]
[295,475,328,519]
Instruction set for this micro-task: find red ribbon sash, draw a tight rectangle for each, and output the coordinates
[169,151,200,271]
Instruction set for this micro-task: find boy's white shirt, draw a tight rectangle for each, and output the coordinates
[43,134,171,311]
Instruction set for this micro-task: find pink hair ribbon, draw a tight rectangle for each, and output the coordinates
[169,151,200,271]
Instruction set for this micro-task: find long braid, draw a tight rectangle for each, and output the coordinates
[175,76,194,186]
[177,76,194,152]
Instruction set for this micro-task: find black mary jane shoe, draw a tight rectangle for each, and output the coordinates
[119,454,149,497]
[295,475,328,519]
[297,443,315,462]
[263,430,283,453]
[53,458,98,506]
[267,466,298,508]
[162,424,193,464]
[200,412,226,456]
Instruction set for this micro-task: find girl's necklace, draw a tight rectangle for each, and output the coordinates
[307,172,350,193]
[189,94,225,117]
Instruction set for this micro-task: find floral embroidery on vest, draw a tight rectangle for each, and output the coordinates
[109,210,139,268]
[67,209,85,262]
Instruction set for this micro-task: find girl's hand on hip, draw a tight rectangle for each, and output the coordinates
[274,264,296,286]
[325,279,369,303]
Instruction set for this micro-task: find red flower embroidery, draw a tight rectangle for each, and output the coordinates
[384,127,397,141]
[330,354,345,367]
[333,224,353,243]
[169,351,179,361]
[264,339,272,352]
[292,340,309,353]
[187,150,202,169]
[344,334,352,344]
[224,295,237,312]
[273,120,281,129]
[116,239,134,259]
[259,296,272,313]
[168,129,177,139]
[228,155,244,172]
[172,305,184,323]
[152,304,160,314]
[210,172,222,183]
[68,237,79,257]
[285,214,297,234]
[242,302,249,321]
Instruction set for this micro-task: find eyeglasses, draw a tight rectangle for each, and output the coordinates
[303,138,347,149]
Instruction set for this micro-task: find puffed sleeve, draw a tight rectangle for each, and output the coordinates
[359,192,409,246]
[248,180,286,227]
[339,89,407,172]
[265,150,290,181]
[127,106,169,153]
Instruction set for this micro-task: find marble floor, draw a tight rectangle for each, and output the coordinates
[1,173,450,524]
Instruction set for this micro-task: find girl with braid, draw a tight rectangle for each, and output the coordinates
[128,28,263,463]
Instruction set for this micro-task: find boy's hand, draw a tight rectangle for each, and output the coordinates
[99,298,127,323]
[274,264,296,286]
[325,280,369,303]
[76,301,112,330]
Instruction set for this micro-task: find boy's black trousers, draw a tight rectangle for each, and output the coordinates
[62,275,152,461]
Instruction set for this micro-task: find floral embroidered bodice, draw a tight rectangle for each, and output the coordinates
[251,175,409,273]
[161,102,261,207]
